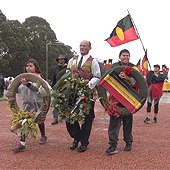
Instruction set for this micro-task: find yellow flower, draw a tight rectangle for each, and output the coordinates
[8,98,40,140]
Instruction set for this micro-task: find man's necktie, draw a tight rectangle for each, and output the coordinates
[77,56,83,70]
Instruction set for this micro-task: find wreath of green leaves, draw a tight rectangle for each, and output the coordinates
[52,71,92,124]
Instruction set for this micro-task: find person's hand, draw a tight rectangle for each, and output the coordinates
[73,73,78,79]
[84,79,89,85]
[7,84,11,90]
[119,71,130,80]
[20,78,29,85]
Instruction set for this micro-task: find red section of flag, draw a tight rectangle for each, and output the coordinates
[142,50,149,76]
[102,63,107,70]
[151,82,164,99]
[108,63,112,69]
[107,27,138,47]
[136,59,141,72]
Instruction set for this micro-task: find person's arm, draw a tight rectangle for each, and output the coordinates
[67,58,73,70]
[21,78,39,92]
[154,73,165,83]
[87,59,101,89]
[146,71,154,85]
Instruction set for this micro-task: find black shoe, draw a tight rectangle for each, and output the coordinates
[106,145,118,154]
[70,140,79,150]
[124,142,132,151]
[51,119,58,125]
[153,117,157,123]
[144,117,151,124]
[78,145,87,152]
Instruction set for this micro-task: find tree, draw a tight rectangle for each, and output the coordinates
[0,11,32,77]
[0,10,6,24]
[23,16,74,80]
[0,12,74,79]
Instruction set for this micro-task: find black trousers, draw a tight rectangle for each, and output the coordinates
[66,101,95,146]
[108,114,133,146]
[147,96,160,114]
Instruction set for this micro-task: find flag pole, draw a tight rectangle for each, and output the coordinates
[127,9,151,70]
[127,9,145,52]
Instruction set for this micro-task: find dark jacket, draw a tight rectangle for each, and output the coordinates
[110,61,135,68]
[0,77,5,89]
[146,71,165,85]
[52,64,67,87]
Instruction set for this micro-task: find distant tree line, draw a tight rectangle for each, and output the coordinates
[0,10,75,81]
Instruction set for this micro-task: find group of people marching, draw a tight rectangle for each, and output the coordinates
[8,40,165,154]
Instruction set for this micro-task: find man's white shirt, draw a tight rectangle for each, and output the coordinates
[67,54,101,89]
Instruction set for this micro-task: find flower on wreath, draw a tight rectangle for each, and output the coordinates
[7,101,38,139]
[52,71,92,124]
[124,66,133,75]
[102,94,121,118]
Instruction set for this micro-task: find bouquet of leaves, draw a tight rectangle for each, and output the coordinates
[8,101,38,139]
[52,71,92,124]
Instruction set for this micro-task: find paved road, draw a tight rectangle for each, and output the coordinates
[160,92,170,103]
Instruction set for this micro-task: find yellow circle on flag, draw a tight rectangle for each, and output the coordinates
[116,27,124,41]
[143,61,148,69]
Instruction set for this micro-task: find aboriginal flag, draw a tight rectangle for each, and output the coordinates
[108,59,112,69]
[102,60,107,75]
[162,65,169,79]
[136,59,141,72]
[142,50,149,76]
[151,82,164,99]
[106,15,139,47]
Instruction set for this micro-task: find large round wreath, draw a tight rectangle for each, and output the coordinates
[98,66,148,117]
[7,73,51,139]
[52,71,92,124]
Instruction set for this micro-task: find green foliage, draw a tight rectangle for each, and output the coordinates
[52,71,92,124]
[0,97,7,101]
[0,17,32,77]
[0,12,74,81]
[22,16,74,80]
[0,10,6,24]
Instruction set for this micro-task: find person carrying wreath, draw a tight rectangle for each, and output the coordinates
[12,59,51,153]
[51,55,68,125]
[66,40,101,152]
[106,49,136,155]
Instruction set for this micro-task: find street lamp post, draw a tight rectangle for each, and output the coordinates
[45,41,63,80]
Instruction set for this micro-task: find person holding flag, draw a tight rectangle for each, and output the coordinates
[144,64,165,124]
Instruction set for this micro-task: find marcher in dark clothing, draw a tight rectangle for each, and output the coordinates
[106,49,136,155]
[0,73,5,97]
[144,64,165,124]
[51,55,68,125]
